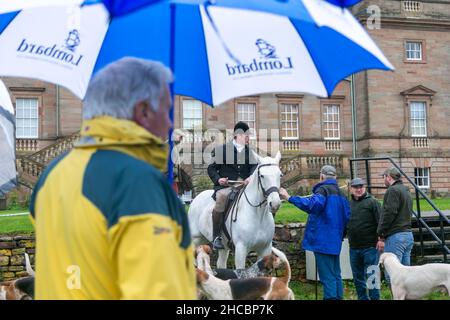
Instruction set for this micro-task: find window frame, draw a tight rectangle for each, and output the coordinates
[404,40,426,64]
[414,167,430,189]
[322,103,341,140]
[279,102,300,141]
[14,97,40,139]
[235,99,258,140]
[181,99,203,130]
[410,101,427,138]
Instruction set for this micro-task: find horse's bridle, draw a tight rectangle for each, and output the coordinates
[243,163,280,208]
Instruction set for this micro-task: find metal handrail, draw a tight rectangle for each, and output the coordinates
[350,156,449,263]
[412,211,450,254]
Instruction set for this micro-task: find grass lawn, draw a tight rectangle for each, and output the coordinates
[274,202,307,224]
[0,208,34,234]
[413,197,450,212]
[1,197,448,234]
[290,280,450,300]
[272,198,450,225]
[0,208,30,215]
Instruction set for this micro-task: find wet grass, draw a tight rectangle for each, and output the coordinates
[0,215,34,234]
[290,280,449,300]
[273,198,450,224]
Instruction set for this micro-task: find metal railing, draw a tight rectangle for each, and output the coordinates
[350,157,449,263]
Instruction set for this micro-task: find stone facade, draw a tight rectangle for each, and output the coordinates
[2,0,450,196]
[0,235,35,281]
[2,77,82,152]
[174,80,353,156]
[351,0,450,196]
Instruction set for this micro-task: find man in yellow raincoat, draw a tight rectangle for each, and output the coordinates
[30,57,196,300]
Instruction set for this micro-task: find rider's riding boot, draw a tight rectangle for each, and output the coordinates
[212,210,225,250]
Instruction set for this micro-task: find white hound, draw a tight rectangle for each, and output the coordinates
[379,252,450,300]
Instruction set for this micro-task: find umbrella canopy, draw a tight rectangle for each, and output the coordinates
[0,0,82,13]
[0,0,393,107]
[0,80,17,196]
[0,0,394,183]
[324,0,363,7]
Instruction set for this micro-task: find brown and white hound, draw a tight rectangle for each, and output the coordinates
[195,245,282,280]
[195,246,294,300]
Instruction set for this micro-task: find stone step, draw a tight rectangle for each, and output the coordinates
[412,226,450,234]
[411,226,450,239]
[411,211,450,220]
[419,255,450,264]
[414,241,450,249]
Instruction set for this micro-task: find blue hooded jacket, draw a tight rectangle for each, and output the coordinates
[289,179,350,255]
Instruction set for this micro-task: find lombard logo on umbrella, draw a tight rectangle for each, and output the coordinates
[256,39,278,59]
[225,39,293,77]
[64,30,81,52]
[16,30,84,67]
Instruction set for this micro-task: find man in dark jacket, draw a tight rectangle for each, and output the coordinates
[376,167,413,269]
[280,165,350,300]
[207,121,257,250]
[348,178,381,300]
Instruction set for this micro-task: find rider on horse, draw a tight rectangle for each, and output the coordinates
[207,122,258,250]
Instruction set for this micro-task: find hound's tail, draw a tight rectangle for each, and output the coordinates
[271,247,291,284]
[24,253,35,277]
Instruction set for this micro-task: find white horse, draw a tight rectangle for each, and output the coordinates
[189,152,282,269]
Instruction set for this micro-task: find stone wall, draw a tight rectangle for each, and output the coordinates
[273,223,306,280]
[0,235,35,281]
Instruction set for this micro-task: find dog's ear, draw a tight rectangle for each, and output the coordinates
[203,245,212,256]
[272,255,282,269]
[267,256,276,270]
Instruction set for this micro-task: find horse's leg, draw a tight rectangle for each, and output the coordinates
[217,249,230,269]
[234,243,248,269]
[192,236,202,248]
[256,244,273,260]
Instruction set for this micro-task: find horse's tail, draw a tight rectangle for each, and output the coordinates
[271,247,291,284]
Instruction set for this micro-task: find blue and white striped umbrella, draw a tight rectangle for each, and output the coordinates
[0,0,394,107]
[0,80,17,196]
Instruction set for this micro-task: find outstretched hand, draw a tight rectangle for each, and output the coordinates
[279,188,290,201]
[376,240,385,252]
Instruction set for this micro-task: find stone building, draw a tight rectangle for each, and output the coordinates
[351,0,450,196]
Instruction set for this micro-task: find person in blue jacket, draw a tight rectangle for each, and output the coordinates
[279,165,351,300]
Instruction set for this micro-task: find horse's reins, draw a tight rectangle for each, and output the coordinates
[243,163,280,208]
[225,164,279,248]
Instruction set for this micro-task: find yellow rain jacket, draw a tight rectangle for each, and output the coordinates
[30,116,196,300]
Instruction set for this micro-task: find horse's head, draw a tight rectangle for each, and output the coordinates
[253,151,282,213]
